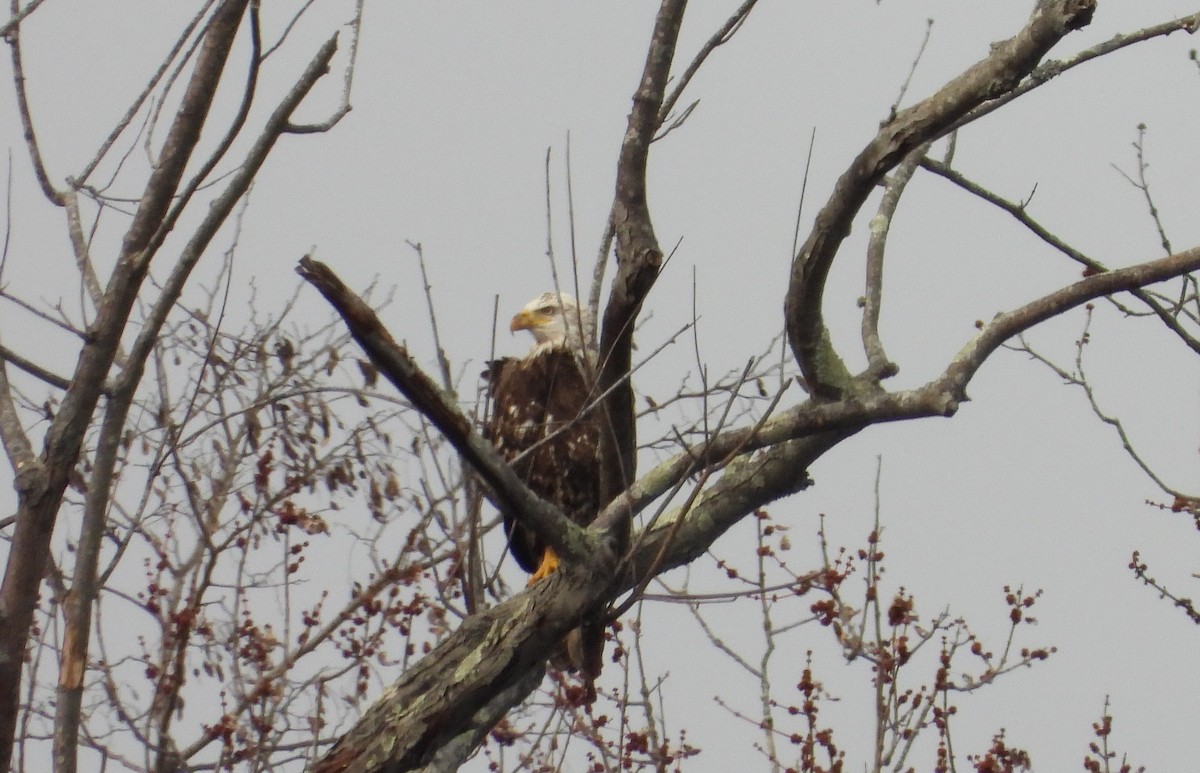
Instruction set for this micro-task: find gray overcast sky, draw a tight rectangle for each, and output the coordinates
[4,2,1200,770]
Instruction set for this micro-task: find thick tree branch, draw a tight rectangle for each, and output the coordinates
[785,0,1095,398]
[937,245,1200,392]
[626,245,1200,577]
[597,0,684,558]
[952,10,1200,133]
[142,3,264,264]
[301,7,1200,773]
[309,570,599,773]
[0,362,32,492]
[310,8,691,768]
[296,256,592,566]
[416,667,546,773]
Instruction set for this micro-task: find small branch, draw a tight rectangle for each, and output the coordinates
[62,190,106,314]
[861,143,925,381]
[587,213,614,351]
[1010,313,1188,499]
[289,0,361,132]
[408,241,454,394]
[5,0,64,206]
[656,0,760,130]
[887,17,934,118]
[564,132,585,315]
[1111,123,1172,256]
[75,1,217,188]
[790,127,817,263]
[0,342,76,391]
[0,0,49,39]
[1131,551,1200,626]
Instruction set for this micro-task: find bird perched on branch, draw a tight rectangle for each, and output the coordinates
[484,291,600,584]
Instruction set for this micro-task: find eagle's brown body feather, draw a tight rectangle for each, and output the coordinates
[485,348,600,573]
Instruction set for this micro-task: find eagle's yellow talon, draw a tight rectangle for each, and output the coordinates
[527,548,559,586]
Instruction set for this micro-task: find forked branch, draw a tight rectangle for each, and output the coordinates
[785,0,1096,398]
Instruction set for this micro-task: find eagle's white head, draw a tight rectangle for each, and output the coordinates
[510,292,593,355]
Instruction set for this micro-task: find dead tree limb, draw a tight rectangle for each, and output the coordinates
[784,0,1096,398]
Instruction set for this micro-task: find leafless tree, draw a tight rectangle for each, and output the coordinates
[0,3,381,772]
[302,2,1200,771]
[2,1,1198,772]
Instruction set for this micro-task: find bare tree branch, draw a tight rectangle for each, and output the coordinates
[656,0,760,131]
[598,0,683,535]
[861,143,926,381]
[603,245,1200,549]
[920,156,1200,356]
[0,3,255,768]
[0,342,74,391]
[51,31,341,773]
[5,0,63,205]
[627,250,1200,575]
[4,3,1183,770]
[785,0,1096,398]
[309,574,589,773]
[952,10,1200,133]
[0,0,49,40]
[76,1,218,189]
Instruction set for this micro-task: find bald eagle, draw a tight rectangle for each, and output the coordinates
[485,292,600,584]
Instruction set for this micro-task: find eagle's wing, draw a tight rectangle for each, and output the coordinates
[485,350,599,573]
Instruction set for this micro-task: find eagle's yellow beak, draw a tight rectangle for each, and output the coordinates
[509,310,547,333]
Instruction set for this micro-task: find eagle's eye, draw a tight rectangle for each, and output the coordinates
[536,305,556,316]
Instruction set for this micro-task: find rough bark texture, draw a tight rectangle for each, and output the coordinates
[309,567,603,773]
[596,0,683,521]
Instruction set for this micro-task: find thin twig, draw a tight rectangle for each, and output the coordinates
[887,18,934,119]
[656,0,760,129]
[921,156,1200,356]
